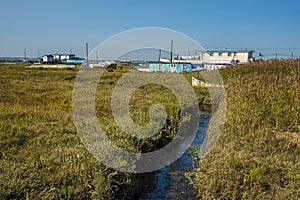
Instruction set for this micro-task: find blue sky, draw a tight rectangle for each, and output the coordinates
[0,0,299,58]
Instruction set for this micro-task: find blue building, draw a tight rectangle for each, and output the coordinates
[148,62,193,73]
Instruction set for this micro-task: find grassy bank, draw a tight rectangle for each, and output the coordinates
[2,60,297,199]
[0,65,118,199]
[193,60,300,199]
[0,64,207,199]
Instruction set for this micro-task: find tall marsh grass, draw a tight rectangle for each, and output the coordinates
[193,60,300,199]
[0,65,208,199]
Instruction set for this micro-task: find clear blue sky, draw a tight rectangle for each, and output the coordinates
[0,0,299,58]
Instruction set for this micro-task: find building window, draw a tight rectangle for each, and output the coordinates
[218,52,223,56]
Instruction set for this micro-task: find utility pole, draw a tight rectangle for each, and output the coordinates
[170,40,173,63]
[158,49,161,61]
[96,50,98,63]
[291,52,294,59]
[24,48,27,61]
[86,43,89,68]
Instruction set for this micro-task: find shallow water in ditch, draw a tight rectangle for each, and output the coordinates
[141,113,210,200]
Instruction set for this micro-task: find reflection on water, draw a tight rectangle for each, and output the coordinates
[142,113,210,200]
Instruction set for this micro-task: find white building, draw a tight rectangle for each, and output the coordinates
[53,54,76,61]
[175,50,255,65]
[42,55,54,63]
[42,54,76,63]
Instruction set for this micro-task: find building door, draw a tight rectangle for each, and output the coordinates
[170,64,176,73]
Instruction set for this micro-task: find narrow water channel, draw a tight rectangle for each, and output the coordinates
[142,113,210,200]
